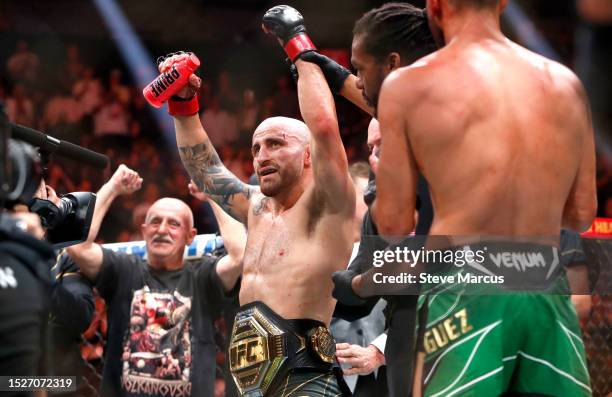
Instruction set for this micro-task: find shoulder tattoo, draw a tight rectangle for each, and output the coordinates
[252,197,270,216]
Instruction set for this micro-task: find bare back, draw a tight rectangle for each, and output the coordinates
[391,38,594,236]
[240,188,354,325]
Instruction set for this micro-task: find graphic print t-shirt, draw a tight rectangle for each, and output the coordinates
[96,249,227,397]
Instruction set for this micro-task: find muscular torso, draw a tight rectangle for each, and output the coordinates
[404,39,586,237]
[240,189,354,325]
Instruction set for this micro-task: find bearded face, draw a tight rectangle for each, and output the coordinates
[252,120,310,197]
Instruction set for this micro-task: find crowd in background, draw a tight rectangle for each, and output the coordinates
[2,38,378,243]
[1,39,374,396]
[3,37,612,244]
[2,14,612,393]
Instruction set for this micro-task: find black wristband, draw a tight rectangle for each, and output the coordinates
[298,51,351,94]
[285,58,299,84]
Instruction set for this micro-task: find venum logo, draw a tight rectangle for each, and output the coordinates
[489,251,546,272]
[0,267,18,288]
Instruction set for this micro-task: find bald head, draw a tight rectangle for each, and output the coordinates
[253,117,310,146]
[146,197,194,229]
[367,118,381,147]
[367,118,381,173]
[449,0,500,9]
[142,197,196,270]
[251,117,313,197]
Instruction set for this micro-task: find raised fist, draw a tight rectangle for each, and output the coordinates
[109,164,143,195]
[188,180,208,202]
[157,53,201,100]
[262,5,306,43]
[262,5,316,61]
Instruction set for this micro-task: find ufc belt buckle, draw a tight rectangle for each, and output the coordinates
[309,326,335,364]
[229,306,305,396]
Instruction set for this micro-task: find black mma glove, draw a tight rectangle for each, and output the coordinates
[262,5,316,61]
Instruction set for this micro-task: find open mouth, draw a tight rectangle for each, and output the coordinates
[259,168,277,177]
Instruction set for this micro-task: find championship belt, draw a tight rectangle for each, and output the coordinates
[228,302,335,396]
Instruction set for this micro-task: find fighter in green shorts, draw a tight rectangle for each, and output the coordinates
[417,239,592,397]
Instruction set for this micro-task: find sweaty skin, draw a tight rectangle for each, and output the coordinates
[374,6,597,238]
[171,58,354,325]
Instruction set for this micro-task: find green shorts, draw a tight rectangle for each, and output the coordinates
[418,280,591,397]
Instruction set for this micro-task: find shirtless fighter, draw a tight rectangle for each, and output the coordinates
[365,0,597,395]
[153,6,355,396]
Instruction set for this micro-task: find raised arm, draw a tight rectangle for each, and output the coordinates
[562,78,597,232]
[66,164,142,280]
[262,5,354,212]
[294,60,355,212]
[156,55,257,223]
[188,181,245,291]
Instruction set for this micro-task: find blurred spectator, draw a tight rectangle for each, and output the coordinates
[129,93,158,141]
[220,146,249,182]
[45,163,77,193]
[62,44,85,88]
[217,70,239,112]
[93,92,130,138]
[6,40,39,84]
[200,96,239,146]
[238,89,260,136]
[108,69,131,107]
[73,66,103,116]
[5,82,35,127]
[42,83,83,141]
[260,95,276,120]
[272,75,299,118]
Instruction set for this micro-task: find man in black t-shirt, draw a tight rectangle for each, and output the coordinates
[66,166,244,397]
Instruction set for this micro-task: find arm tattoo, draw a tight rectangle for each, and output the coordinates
[178,142,253,214]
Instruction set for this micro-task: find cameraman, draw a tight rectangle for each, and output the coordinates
[0,145,55,386]
[0,185,55,391]
[1,107,105,396]
[33,180,96,397]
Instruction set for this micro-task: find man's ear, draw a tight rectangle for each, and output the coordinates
[304,145,312,168]
[186,228,197,246]
[387,52,402,72]
[430,0,443,24]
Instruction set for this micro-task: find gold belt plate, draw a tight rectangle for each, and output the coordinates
[229,307,303,396]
